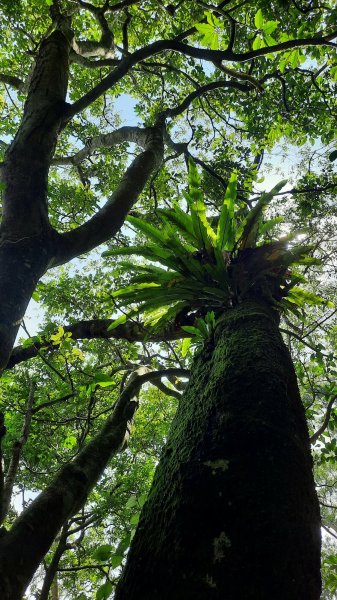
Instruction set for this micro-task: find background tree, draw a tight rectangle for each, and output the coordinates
[0,0,336,598]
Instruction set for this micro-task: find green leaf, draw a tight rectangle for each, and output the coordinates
[216,173,237,251]
[181,326,202,336]
[113,282,160,299]
[263,33,277,47]
[138,493,147,507]
[130,512,140,526]
[259,216,284,238]
[93,372,115,387]
[254,9,264,29]
[157,205,197,246]
[111,555,123,568]
[63,435,76,449]
[147,301,189,331]
[22,337,36,348]
[288,287,334,308]
[239,180,287,249]
[116,533,131,554]
[107,314,127,330]
[205,310,216,329]
[127,215,168,246]
[195,317,209,338]
[205,10,221,28]
[93,544,112,562]
[96,581,113,600]
[181,337,192,357]
[262,21,278,35]
[252,35,262,50]
[50,325,65,345]
[195,23,219,50]
[330,66,337,82]
[126,496,138,509]
[187,160,216,250]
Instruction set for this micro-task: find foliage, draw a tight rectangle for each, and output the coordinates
[104,160,330,334]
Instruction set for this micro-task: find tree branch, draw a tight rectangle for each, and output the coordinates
[163,79,251,119]
[50,126,164,266]
[152,380,182,400]
[7,318,187,370]
[64,33,337,120]
[0,74,24,91]
[70,50,119,68]
[72,1,115,59]
[0,367,188,597]
[310,395,337,445]
[0,381,36,524]
[39,523,70,600]
[53,126,152,166]
[105,0,142,12]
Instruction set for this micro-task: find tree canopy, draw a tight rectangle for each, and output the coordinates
[0,0,336,598]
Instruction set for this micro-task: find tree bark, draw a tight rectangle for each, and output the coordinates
[0,29,71,372]
[115,297,321,600]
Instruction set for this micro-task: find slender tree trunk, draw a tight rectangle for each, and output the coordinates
[51,578,59,600]
[116,297,321,600]
[0,368,182,599]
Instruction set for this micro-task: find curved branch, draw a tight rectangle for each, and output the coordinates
[53,126,152,166]
[310,395,337,444]
[70,50,119,68]
[163,79,250,119]
[64,32,337,120]
[153,380,182,400]
[39,523,70,600]
[214,62,263,91]
[50,126,164,266]
[73,0,115,59]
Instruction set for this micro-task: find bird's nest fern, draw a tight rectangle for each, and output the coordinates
[103,160,331,333]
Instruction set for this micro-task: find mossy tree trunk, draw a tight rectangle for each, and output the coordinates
[116,297,321,600]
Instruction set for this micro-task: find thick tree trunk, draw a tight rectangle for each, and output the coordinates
[116,297,321,600]
[0,234,55,371]
[0,29,71,372]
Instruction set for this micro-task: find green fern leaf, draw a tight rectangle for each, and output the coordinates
[239,180,287,250]
[157,204,198,246]
[216,173,237,251]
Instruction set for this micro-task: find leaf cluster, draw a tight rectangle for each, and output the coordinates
[104,160,329,334]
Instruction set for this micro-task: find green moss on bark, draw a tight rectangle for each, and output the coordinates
[116,297,321,600]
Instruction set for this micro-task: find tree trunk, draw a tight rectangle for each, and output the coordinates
[116,297,321,600]
[0,233,54,371]
[0,29,71,372]
[0,368,182,598]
